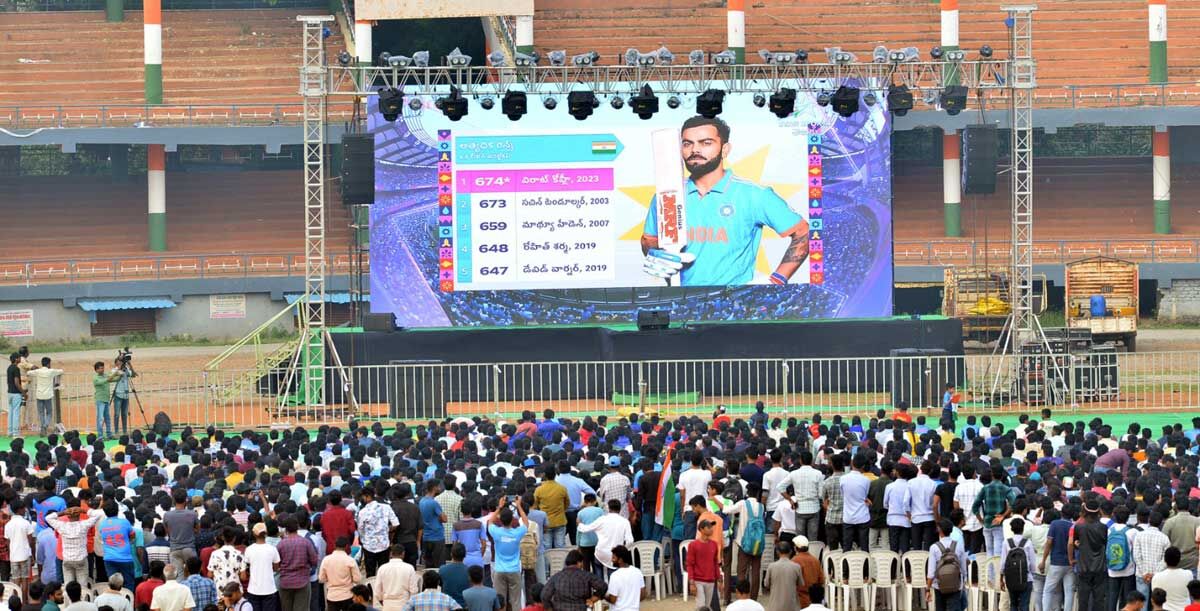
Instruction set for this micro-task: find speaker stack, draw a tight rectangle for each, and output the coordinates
[341,133,375,205]
[962,124,998,195]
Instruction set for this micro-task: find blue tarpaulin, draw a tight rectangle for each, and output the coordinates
[77,298,176,311]
[284,292,357,304]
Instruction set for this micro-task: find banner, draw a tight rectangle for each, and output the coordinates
[0,309,33,338]
[209,294,246,319]
[370,87,893,327]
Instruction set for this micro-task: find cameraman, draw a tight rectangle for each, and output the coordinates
[111,354,136,436]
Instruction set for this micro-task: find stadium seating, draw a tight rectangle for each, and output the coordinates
[0,9,345,106]
[1,170,351,260]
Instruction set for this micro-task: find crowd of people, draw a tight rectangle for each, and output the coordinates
[0,401,1198,611]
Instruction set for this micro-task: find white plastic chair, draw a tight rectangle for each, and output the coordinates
[545,547,572,577]
[824,550,844,611]
[631,540,666,600]
[868,551,901,611]
[680,539,694,602]
[119,589,134,605]
[901,550,931,611]
[808,540,827,564]
[0,582,19,603]
[979,556,1004,611]
[966,556,987,611]
[838,551,872,611]
[760,533,777,584]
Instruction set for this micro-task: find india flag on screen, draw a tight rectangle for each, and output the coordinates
[655,448,676,529]
[592,140,618,155]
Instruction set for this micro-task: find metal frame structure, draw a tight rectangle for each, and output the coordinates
[1006,5,1038,347]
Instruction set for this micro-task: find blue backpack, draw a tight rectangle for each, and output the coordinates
[1106,524,1132,571]
[738,500,766,556]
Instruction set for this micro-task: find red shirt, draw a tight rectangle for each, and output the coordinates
[135,578,163,608]
[69,450,87,468]
[1185,605,1200,611]
[712,415,731,430]
[199,545,215,578]
[321,505,356,553]
[685,538,721,583]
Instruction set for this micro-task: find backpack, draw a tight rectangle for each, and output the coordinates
[519,529,539,570]
[934,541,963,594]
[1002,537,1030,593]
[738,501,766,556]
[1106,524,1133,571]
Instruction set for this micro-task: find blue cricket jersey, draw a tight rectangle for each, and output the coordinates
[643,171,804,286]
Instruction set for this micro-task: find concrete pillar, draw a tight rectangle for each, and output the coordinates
[1149,0,1167,83]
[144,0,162,104]
[728,0,745,64]
[941,0,960,86]
[944,130,962,237]
[106,0,123,22]
[148,144,166,251]
[515,15,533,55]
[110,144,128,183]
[1154,127,1171,234]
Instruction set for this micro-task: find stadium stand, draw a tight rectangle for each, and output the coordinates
[0,9,344,106]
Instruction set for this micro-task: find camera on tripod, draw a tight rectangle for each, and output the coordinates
[116,346,133,367]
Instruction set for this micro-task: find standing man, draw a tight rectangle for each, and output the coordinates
[778,451,823,545]
[92,361,119,440]
[686,520,723,611]
[762,539,803,611]
[678,454,712,516]
[436,477,464,563]
[277,517,318,611]
[909,461,939,551]
[1162,498,1200,575]
[542,549,607,611]
[885,463,914,554]
[953,464,984,555]
[164,489,199,574]
[719,483,766,600]
[181,557,217,611]
[392,484,422,566]
[487,500,528,611]
[819,454,846,550]
[761,450,789,536]
[356,488,398,577]
[1132,511,1169,608]
[971,466,1012,560]
[45,506,103,585]
[1069,501,1110,611]
[243,523,281,611]
[111,356,135,436]
[26,358,62,435]
[151,565,197,611]
[553,462,595,544]
[1107,506,1139,611]
[419,480,448,569]
[926,519,966,611]
[533,465,569,550]
[576,500,634,576]
[866,458,893,552]
[375,545,418,611]
[6,353,24,437]
[840,453,873,553]
[604,546,646,611]
[598,457,632,520]
[6,498,34,600]
[317,537,361,611]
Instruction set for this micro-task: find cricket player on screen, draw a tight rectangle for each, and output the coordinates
[640,116,810,286]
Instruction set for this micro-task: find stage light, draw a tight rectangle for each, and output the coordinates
[377,87,403,121]
[886,83,914,116]
[795,49,809,63]
[753,93,766,108]
[817,90,832,107]
[610,96,624,109]
[945,49,965,62]
[630,84,659,120]
[407,97,422,111]
[666,95,681,109]
[337,50,352,66]
[410,51,430,68]
[697,89,725,118]
[888,50,908,63]
[378,51,390,65]
[980,45,994,59]
[543,97,557,110]
[713,50,736,65]
[656,46,675,65]
[436,87,468,121]
[502,91,527,120]
[480,97,495,110]
[625,48,659,67]
[831,85,860,117]
[899,47,920,62]
[864,92,878,106]
[514,51,538,67]
[567,91,598,120]
[487,51,506,67]
[872,45,889,64]
[387,55,411,68]
[930,46,944,59]
[548,50,567,67]
[688,50,705,65]
[572,51,600,67]
[826,47,856,64]
[447,47,471,67]
[768,88,796,118]
[940,85,968,115]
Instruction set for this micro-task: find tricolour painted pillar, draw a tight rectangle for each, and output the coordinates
[515,15,533,56]
[941,0,960,85]
[144,0,162,104]
[106,0,123,22]
[1149,0,1167,83]
[1154,127,1171,234]
[728,0,745,64]
[148,145,166,251]
[944,130,962,237]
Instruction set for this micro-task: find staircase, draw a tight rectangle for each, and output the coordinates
[205,301,301,405]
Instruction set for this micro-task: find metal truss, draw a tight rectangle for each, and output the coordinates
[1007,5,1038,347]
[327,60,1012,98]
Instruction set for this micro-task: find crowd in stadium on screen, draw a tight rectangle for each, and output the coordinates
[0,385,1197,611]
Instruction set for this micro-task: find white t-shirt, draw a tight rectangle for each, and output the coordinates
[678,468,711,513]
[150,581,196,611]
[1152,567,1192,611]
[244,542,281,595]
[5,515,34,562]
[606,566,643,611]
[725,599,766,611]
[772,503,796,534]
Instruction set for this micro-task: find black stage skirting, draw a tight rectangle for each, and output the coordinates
[318,317,965,415]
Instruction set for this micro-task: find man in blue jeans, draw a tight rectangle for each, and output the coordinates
[6,353,24,437]
[92,361,120,439]
[1040,506,1077,611]
[111,358,135,435]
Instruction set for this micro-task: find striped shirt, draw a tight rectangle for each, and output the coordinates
[953,478,984,531]
[820,473,845,525]
[597,472,632,519]
[778,466,825,515]
[435,491,463,542]
[1132,525,1169,576]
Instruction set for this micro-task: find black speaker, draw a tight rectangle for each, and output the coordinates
[637,310,670,331]
[888,348,950,409]
[363,312,397,332]
[341,133,375,205]
[962,124,997,194]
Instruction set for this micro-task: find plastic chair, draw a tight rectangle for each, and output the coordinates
[631,540,666,601]
[979,557,1004,611]
[824,550,844,611]
[545,548,572,577]
[966,556,987,611]
[868,551,901,611]
[119,589,134,605]
[838,551,872,611]
[680,539,694,602]
[0,582,19,603]
[808,540,827,564]
[759,534,777,584]
[900,550,931,611]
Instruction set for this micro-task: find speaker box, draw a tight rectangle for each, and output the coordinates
[962,124,998,194]
[341,133,375,205]
[363,312,397,332]
[637,309,671,331]
[888,348,950,409]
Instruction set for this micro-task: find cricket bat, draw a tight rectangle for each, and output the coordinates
[651,128,687,285]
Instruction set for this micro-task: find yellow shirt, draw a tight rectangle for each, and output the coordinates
[534,481,570,529]
[226,471,245,489]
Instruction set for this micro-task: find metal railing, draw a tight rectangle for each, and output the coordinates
[895,238,1200,266]
[0,103,355,129]
[17,351,1200,433]
[2,0,325,11]
[0,252,368,286]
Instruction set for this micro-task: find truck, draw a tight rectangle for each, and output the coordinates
[1065,256,1138,351]
[942,267,1047,344]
